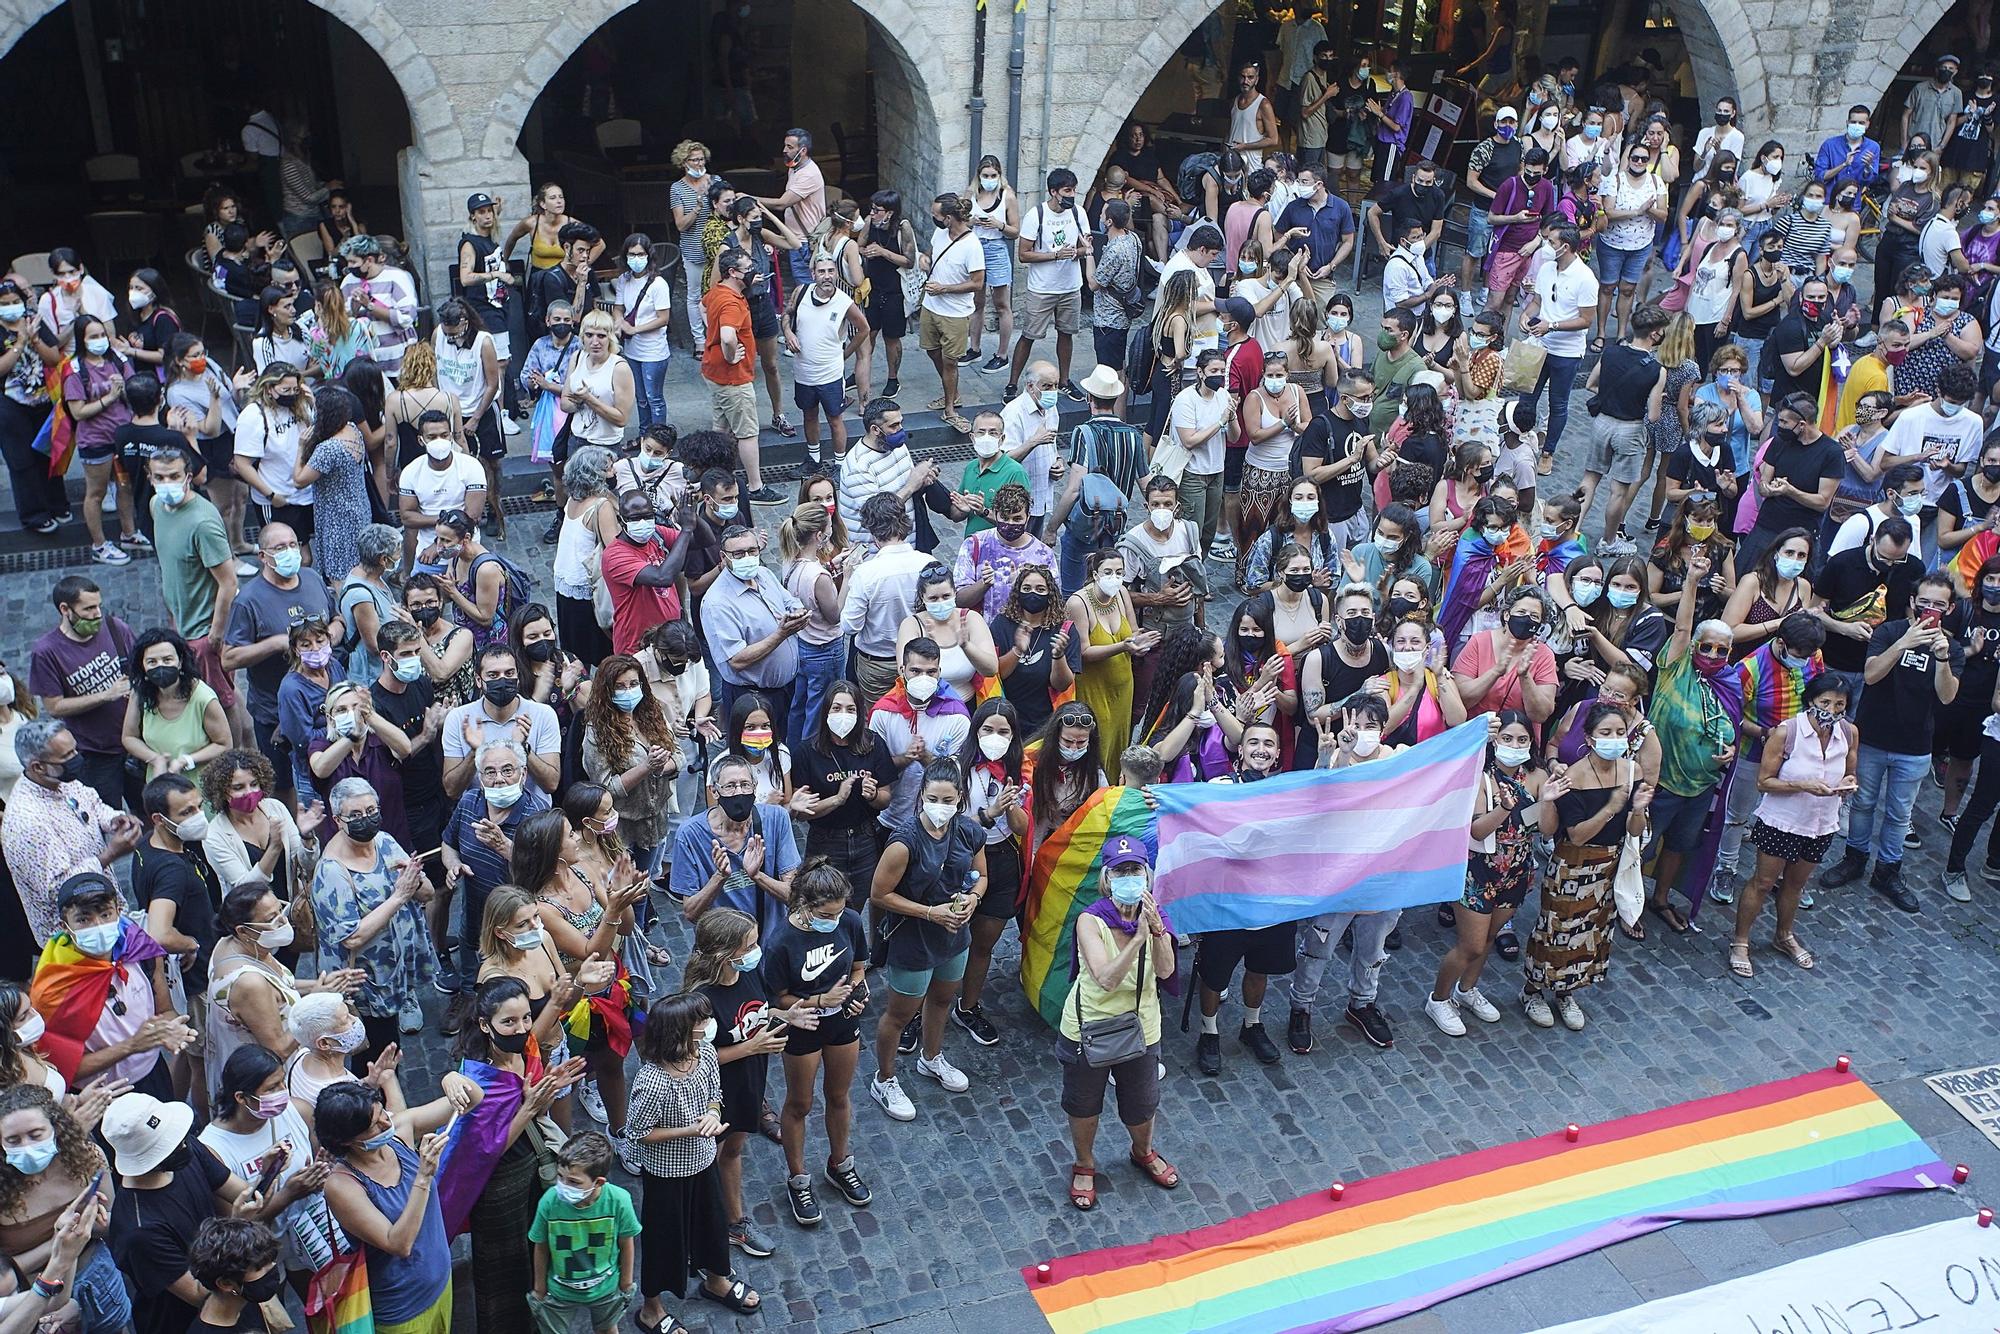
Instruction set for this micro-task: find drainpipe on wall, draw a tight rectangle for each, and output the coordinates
[968,0,988,178]
[1005,0,1026,183]
[1035,0,1054,200]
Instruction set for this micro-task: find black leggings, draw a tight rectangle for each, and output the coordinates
[1946,733,2000,873]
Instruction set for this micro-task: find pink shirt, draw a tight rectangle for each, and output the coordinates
[1452,630,1558,722]
[87,963,162,1088]
[1754,713,1850,838]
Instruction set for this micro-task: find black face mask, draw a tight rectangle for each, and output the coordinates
[156,1142,192,1174]
[1475,466,1496,485]
[1341,615,1374,645]
[717,792,756,823]
[241,1271,285,1304]
[1283,572,1312,592]
[45,755,83,784]
[1981,463,2000,482]
[1506,612,1539,640]
[488,1028,531,1054]
[143,665,181,690]
[1238,635,1267,657]
[483,679,520,707]
[344,813,382,842]
[1387,596,1420,619]
[663,659,689,676]
[1017,590,1051,614]
[1702,429,1730,449]
[522,640,557,664]
[1203,373,1226,391]
[411,605,442,626]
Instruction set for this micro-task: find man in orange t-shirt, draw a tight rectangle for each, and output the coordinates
[702,250,778,503]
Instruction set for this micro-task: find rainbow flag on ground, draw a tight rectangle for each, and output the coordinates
[1023,1068,1948,1334]
[1019,785,1154,1028]
[1150,720,1488,934]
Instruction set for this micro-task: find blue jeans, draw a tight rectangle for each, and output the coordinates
[73,1241,133,1334]
[1533,353,1585,458]
[791,635,845,743]
[1058,525,1091,598]
[631,356,669,430]
[1844,744,1928,865]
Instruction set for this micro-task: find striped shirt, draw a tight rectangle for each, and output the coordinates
[1774,209,1834,274]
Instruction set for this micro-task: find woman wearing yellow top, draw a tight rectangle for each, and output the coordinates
[502,184,603,270]
[123,628,231,780]
[1057,837,1178,1211]
[1065,548,1160,784]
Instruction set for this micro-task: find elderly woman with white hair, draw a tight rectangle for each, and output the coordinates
[282,989,482,1134]
[336,523,407,683]
[310,775,434,1055]
[1636,546,1744,936]
[552,443,620,665]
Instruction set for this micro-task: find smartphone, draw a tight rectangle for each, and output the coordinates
[84,1168,105,1201]
[252,1146,286,1198]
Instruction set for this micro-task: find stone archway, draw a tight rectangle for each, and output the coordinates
[485,0,948,194]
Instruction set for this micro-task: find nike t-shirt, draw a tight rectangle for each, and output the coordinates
[761,909,868,1012]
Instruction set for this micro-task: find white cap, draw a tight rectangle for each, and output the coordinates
[1494,106,1520,123]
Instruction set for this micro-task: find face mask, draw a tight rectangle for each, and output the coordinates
[1883,347,1910,366]
[1376,330,1400,352]
[331,1019,367,1054]
[922,799,958,828]
[389,654,426,684]
[1506,613,1538,640]
[1591,736,1629,760]
[15,1012,43,1047]
[1106,872,1147,906]
[972,433,1001,459]
[4,1141,57,1176]
[330,711,360,739]
[716,790,756,823]
[1350,728,1383,757]
[489,1029,531,1054]
[344,812,381,841]
[271,549,302,579]
[635,452,668,475]
[1291,498,1319,523]
[925,597,955,621]
[1898,492,1926,514]
[1482,527,1510,546]
[1687,521,1717,542]
[1095,573,1122,599]
[1495,743,1532,768]
[547,324,573,339]
[253,916,294,950]
[1496,124,1518,141]
[424,436,455,462]
[1262,374,1287,395]
[1801,297,1825,319]
[905,673,938,703]
[711,502,740,521]
[1017,590,1051,613]
[1982,464,2000,483]
[250,1090,291,1120]
[1541,112,1559,130]
[1406,237,1426,256]
[805,912,842,934]
[73,922,121,958]
[1775,555,1807,580]
[136,662,182,692]
[1582,124,1602,141]
[483,679,520,707]
[1569,579,1603,607]
[1202,373,1226,391]
[1058,740,1090,764]
[1714,225,1738,241]
[980,174,1001,189]
[1983,210,2000,227]
[1283,572,1312,592]
[1468,332,1491,351]
[1898,164,1919,182]
[359,1127,398,1151]
[973,730,1012,763]
[1142,504,1178,533]
[228,788,265,814]
[173,812,210,843]
[1192,709,1215,727]
[625,519,658,544]
[994,520,1028,541]
[1847,123,1867,140]
[1606,587,1639,610]
[1935,299,1961,317]
[554,1180,597,1205]
[1387,595,1420,619]
[84,336,110,357]
[1037,389,1060,412]
[611,685,644,712]
[483,782,522,809]
[827,709,858,738]
[1327,314,1350,333]
[1239,258,1260,276]
[186,356,208,376]
[1694,649,1731,675]
[1392,648,1426,674]
[1357,66,1371,81]
[625,254,648,274]
[0,304,23,322]
[1800,195,1826,214]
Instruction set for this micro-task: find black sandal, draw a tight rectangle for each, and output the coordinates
[698,1277,761,1314]
[636,1313,689,1334]
[1648,900,1693,934]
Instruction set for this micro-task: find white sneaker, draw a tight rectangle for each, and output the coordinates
[100,488,118,513]
[1556,994,1587,1031]
[870,1075,916,1121]
[1455,986,1502,1023]
[499,413,521,436]
[611,1131,643,1176]
[1424,996,1467,1036]
[1944,872,1972,903]
[577,1079,609,1125]
[1523,991,1555,1028]
[916,1052,970,1092]
[90,542,131,566]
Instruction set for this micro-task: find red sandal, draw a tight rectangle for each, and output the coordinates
[1067,1164,1097,1210]
[1131,1150,1181,1189]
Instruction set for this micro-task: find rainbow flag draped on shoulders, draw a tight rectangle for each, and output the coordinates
[1150,720,1488,933]
[29,920,166,1084]
[435,1053,537,1237]
[1019,786,1155,1028]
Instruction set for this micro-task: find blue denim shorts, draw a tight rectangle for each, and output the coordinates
[1595,239,1651,286]
[1465,207,1494,259]
[793,378,845,417]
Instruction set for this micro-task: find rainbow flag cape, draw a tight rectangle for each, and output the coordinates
[29,920,166,1084]
[1150,720,1487,933]
[1024,1068,1948,1334]
[434,1057,529,1238]
[1019,785,1154,1028]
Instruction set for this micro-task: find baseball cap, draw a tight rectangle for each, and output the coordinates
[1494,106,1520,122]
[1103,835,1149,869]
[466,192,497,215]
[102,1092,196,1176]
[55,869,121,916]
[1219,296,1257,331]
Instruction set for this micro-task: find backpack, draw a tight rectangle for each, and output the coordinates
[1066,471,1129,550]
[1125,323,1158,398]
[469,550,535,612]
[1175,152,1222,207]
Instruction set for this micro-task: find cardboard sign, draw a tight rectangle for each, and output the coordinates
[1927,1062,2000,1151]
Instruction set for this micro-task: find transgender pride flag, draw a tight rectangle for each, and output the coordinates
[1150,719,1488,933]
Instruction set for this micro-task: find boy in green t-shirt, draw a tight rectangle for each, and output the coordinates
[528,1131,642,1334]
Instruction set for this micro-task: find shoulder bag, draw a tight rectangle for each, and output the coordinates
[1073,927,1149,1068]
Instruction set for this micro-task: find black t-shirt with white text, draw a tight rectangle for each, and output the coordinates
[792,734,901,834]
[1858,618,1964,754]
[761,909,869,1006]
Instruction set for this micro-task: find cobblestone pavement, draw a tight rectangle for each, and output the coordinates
[7,344,1998,1334]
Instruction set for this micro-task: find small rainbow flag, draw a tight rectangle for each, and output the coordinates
[1150,720,1488,934]
[1024,1068,1948,1333]
[1019,785,1155,1028]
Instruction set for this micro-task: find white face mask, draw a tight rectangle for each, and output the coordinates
[424,437,454,461]
[826,709,858,738]
[128,289,152,310]
[1391,648,1425,673]
[1095,572,1122,599]
[1351,728,1382,756]
[1714,225,1738,241]
[922,799,958,828]
[14,1011,44,1047]
[971,432,1001,459]
[1541,111,1559,130]
[978,731,1010,761]
[1148,506,1176,532]
[256,919,295,950]
[905,674,938,703]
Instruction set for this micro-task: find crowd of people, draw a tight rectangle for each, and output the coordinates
[0,21,1995,1334]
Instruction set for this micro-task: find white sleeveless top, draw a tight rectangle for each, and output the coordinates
[432,328,494,418]
[553,499,609,599]
[567,353,623,445]
[1231,94,1268,169]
